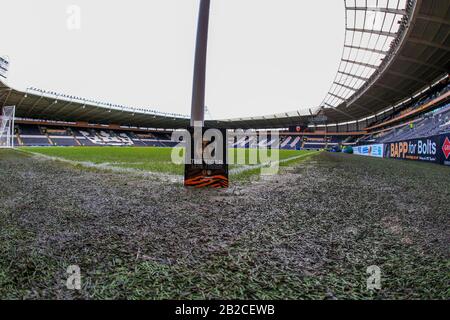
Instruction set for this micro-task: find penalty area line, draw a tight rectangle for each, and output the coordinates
[229,151,320,175]
[16,148,183,183]
[15,148,320,180]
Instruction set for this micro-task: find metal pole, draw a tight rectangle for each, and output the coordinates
[190,0,211,127]
[11,106,15,148]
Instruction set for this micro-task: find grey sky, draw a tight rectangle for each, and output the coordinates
[1,0,344,119]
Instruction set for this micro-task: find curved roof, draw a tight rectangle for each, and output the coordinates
[320,0,450,124]
[0,81,192,129]
[1,0,448,130]
[218,0,450,128]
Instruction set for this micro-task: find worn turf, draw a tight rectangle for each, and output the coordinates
[0,149,449,299]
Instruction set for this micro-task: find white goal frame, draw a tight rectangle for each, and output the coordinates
[0,105,15,149]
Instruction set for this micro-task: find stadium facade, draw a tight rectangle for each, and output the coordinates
[0,0,449,161]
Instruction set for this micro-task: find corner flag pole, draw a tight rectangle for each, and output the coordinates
[190,0,211,127]
[185,0,228,188]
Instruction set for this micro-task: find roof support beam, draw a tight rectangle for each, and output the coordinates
[408,38,450,52]
[16,93,29,110]
[328,92,346,101]
[83,109,116,123]
[331,107,358,120]
[373,82,407,95]
[90,109,124,123]
[320,110,338,123]
[334,82,357,91]
[346,28,397,38]
[26,96,45,116]
[0,90,8,102]
[51,101,75,116]
[365,92,390,104]
[39,100,60,116]
[101,113,135,128]
[346,7,407,15]
[416,14,450,26]
[2,89,12,108]
[74,106,103,119]
[322,106,354,121]
[0,87,9,96]
[63,104,87,118]
[103,111,137,123]
[352,103,374,113]
[338,71,369,81]
[344,45,389,55]
[342,59,379,69]
[396,55,447,72]
[80,113,107,124]
[386,70,428,84]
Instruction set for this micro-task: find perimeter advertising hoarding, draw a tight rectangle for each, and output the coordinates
[384,133,450,166]
[441,134,450,166]
[353,144,384,158]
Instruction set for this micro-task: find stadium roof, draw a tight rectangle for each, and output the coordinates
[219,0,450,128]
[320,0,450,124]
[1,0,449,130]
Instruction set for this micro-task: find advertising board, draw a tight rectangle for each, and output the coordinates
[353,144,384,158]
[384,134,450,166]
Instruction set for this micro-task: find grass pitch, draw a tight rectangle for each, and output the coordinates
[1,149,448,299]
[21,147,317,178]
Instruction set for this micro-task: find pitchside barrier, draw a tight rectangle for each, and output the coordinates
[353,144,384,158]
[353,133,450,166]
[384,133,450,166]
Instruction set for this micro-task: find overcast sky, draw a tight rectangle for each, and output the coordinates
[1,0,344,119]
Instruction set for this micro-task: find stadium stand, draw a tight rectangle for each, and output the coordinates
[369,104,450,144]
[358,81,450,145]
[365,78,450,132]
[279,134,356,150]
[3,0,448,154]
[13,120,358,150]
[14,123,179,147]
[43,126,79,146]
[18,124,52,146]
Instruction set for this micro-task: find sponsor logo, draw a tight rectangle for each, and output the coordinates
[442,137,450,160]
[390,142,409,158]
[390,139,437,159]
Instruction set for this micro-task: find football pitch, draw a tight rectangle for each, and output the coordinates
[0,149,449,299]
[21,147,318,179]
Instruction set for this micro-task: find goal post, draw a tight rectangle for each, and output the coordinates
[0,106,15,148]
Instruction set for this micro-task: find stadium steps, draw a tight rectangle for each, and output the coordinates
[16,133,23,146]
[281,136,292,148]
[71,130,82,146]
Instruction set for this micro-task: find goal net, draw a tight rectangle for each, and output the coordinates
[0,106,15,148]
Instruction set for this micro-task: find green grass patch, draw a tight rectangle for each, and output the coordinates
[21,146,317,178]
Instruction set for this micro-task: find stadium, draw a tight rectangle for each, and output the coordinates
[0,0,449,304]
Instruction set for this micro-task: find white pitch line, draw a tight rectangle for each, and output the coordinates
[17,148,319,180]
[229,151,319,175]
[17,149,183,183]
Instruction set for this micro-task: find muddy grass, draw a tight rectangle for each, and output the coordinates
[0,149,449,299]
